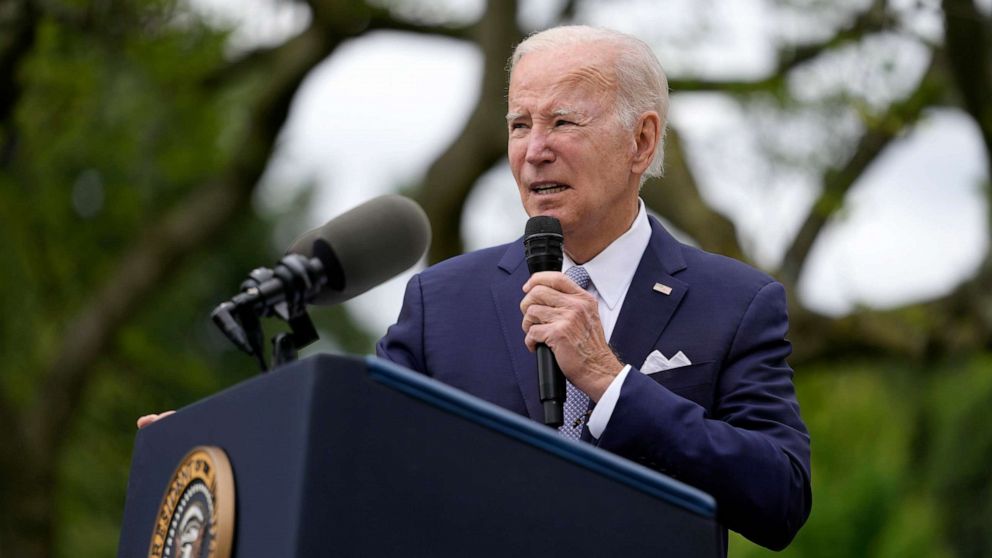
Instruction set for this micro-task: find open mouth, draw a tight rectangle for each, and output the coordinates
[530,182,569,195]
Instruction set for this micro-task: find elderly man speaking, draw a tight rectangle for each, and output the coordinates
[377,25,811,552]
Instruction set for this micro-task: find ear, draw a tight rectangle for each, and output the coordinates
[630,111,661,174]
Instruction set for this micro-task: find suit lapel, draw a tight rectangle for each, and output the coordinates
[491,241,544,421]
[582,218,689,443]
[609,217,689,371]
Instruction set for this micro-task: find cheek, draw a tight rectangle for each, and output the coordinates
[586,141,626,176]
[507,143,524,175]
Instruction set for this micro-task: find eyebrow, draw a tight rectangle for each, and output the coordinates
[505,107,584,123]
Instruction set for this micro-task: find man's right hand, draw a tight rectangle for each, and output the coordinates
[520,271,622,402]
[136,410,175,429]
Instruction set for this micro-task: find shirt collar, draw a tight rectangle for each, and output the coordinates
[563,199,651,311]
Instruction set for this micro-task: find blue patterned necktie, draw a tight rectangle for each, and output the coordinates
[559,266,592,440]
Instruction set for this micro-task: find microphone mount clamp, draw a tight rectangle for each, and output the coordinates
[211,253,326,372]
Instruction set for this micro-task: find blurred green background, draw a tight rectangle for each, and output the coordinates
[1,0,990,556]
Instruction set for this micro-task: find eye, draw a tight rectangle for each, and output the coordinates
[510,122,529,130]
[554,119,575,127]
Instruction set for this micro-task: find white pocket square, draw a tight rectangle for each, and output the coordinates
[640,350,692,375]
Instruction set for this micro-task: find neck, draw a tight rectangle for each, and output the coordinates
[564,198,640,264]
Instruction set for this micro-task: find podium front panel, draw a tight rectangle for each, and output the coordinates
[119,355,720,557]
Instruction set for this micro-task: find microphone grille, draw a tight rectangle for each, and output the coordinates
[524,216,562,237]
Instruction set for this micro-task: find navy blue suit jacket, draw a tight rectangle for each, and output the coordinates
[377,216,811,551]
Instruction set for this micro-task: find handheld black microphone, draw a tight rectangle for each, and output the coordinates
[523,216,565,427]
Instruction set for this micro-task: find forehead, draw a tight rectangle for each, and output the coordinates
[508,45,618,109]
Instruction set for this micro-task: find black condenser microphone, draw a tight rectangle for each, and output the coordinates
[212,195,431,360]
[523,216,566,427]
[287,194,431,306]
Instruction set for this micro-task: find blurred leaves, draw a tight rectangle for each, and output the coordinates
[926,354,992,558]
[731,353,992,558]
[0,0,326,555]
[1,0,991,556]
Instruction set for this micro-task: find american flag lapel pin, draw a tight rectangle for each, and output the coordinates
[653,282,673,295]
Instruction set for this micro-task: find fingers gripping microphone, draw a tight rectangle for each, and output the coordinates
[524,216,566,427]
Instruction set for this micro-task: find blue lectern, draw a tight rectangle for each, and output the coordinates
[118,355,720,556]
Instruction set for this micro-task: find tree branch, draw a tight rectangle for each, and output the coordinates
[0,0,39,165]
[942,0,992,154]
[205,2,475,90]
[669,0,893,94]
[778,59,944,288]
[789,282,992,366]
[414,0,522,263]
[641,128,745,261]
[557,0,580,24]
[364,4,475,39]
[939,0,992,344]
[27,22,339,463]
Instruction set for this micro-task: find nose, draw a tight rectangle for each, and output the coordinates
[524,129,555,165]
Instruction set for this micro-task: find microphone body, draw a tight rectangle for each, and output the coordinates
[212,195,431,358]
[287,194,431,306]
[524,216,566,427]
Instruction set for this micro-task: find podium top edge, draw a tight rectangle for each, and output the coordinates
[361,355,716,519]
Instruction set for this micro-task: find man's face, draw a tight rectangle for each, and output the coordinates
[507,43,641,253]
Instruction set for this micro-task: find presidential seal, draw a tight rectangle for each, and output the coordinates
[148,446,235,558]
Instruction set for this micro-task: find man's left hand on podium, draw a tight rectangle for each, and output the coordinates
[136,410,175,429]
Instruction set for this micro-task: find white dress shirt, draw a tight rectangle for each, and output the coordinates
[561,199,652,439]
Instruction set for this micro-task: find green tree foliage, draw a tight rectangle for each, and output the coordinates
[731,354,992,558]
[1,0,990,557]
[0,2,298,555]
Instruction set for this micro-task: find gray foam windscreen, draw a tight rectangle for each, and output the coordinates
[287,195,431,306]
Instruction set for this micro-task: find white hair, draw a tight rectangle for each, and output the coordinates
[509,25,670,180]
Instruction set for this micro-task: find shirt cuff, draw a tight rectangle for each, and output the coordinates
[587,364,631,439]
